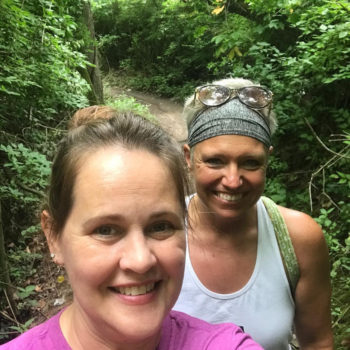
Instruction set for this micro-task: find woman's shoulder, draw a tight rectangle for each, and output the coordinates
[277,205,329,268]
[160,310,263,350]
[278,205,325,244]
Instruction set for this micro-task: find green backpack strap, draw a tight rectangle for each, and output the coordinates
[261,196,300,297]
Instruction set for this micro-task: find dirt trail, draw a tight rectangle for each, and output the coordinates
[109,87,188,143]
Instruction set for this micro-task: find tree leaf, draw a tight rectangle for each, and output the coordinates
[212,5,224,15]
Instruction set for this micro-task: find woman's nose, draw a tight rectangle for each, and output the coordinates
[221,165,242,188]
[119,232,157,274]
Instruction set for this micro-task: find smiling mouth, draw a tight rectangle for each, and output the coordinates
[216,192,242,202]
[109,282,157,296]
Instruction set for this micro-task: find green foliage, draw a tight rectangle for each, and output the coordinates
[0,144,50,203]
[0,143,51,240]
[209,14,256,75]
[5,245,42,336]
[7,247,42,293]
[0,0,95,245]
[0,0,90,142]
[106,95,156,122]
[9,318,35,334]
[16,285,37,301]
[93,0,217,99]
[317,203,350,347]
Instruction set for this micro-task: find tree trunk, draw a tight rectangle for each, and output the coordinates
[80,0,104,105]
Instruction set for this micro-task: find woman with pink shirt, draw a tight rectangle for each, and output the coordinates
[1,107,262,350]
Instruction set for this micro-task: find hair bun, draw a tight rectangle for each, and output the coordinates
[68,105,116,129]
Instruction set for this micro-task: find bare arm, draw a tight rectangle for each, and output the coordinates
[280,207,333,350]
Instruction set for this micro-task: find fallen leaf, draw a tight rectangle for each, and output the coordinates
[39,299,46,308]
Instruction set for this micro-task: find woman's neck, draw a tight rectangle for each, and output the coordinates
[188,194,258,243]
[60,304,160,350]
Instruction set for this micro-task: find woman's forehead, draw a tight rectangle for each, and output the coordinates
[195,134,267,150]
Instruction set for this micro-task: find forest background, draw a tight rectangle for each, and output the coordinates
[0,0,349,348]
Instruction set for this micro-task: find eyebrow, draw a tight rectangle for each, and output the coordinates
[82,214,124,231]
[201,150,266,158]
[82,210,183,230]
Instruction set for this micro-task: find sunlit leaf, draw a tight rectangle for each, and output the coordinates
[228,48,235,60]
[57,275,65,283]
[234,46,242,57]
[212,5,224,15]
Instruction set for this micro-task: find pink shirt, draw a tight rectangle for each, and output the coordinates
[1,310,263,349]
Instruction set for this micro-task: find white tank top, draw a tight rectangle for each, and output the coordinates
[173,197,295,350]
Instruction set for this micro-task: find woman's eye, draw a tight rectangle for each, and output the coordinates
[93,225,121,238]
[147,222,175,239]
[242,159,262,169]
[204,158,223,166]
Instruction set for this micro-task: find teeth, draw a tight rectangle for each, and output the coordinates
[118,282,155,296]
[217,192,242,202]
[146,283,154,292]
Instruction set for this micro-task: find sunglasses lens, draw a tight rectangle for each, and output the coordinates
[197,85,231,106]
[238,87,272,108]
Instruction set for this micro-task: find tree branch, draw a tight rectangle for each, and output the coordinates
[303,116,350,159]
[17,182,45,198]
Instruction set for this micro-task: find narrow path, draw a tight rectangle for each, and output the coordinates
[109,87,188,143]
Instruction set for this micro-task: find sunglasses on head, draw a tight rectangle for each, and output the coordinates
[194,85,273,114]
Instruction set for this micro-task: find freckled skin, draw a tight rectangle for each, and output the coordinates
[43,146,186,350]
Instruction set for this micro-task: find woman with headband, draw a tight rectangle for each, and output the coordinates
[173,78,333,349]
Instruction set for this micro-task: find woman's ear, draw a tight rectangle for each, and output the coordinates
[183,144,192,169]
[41,210,64,266]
